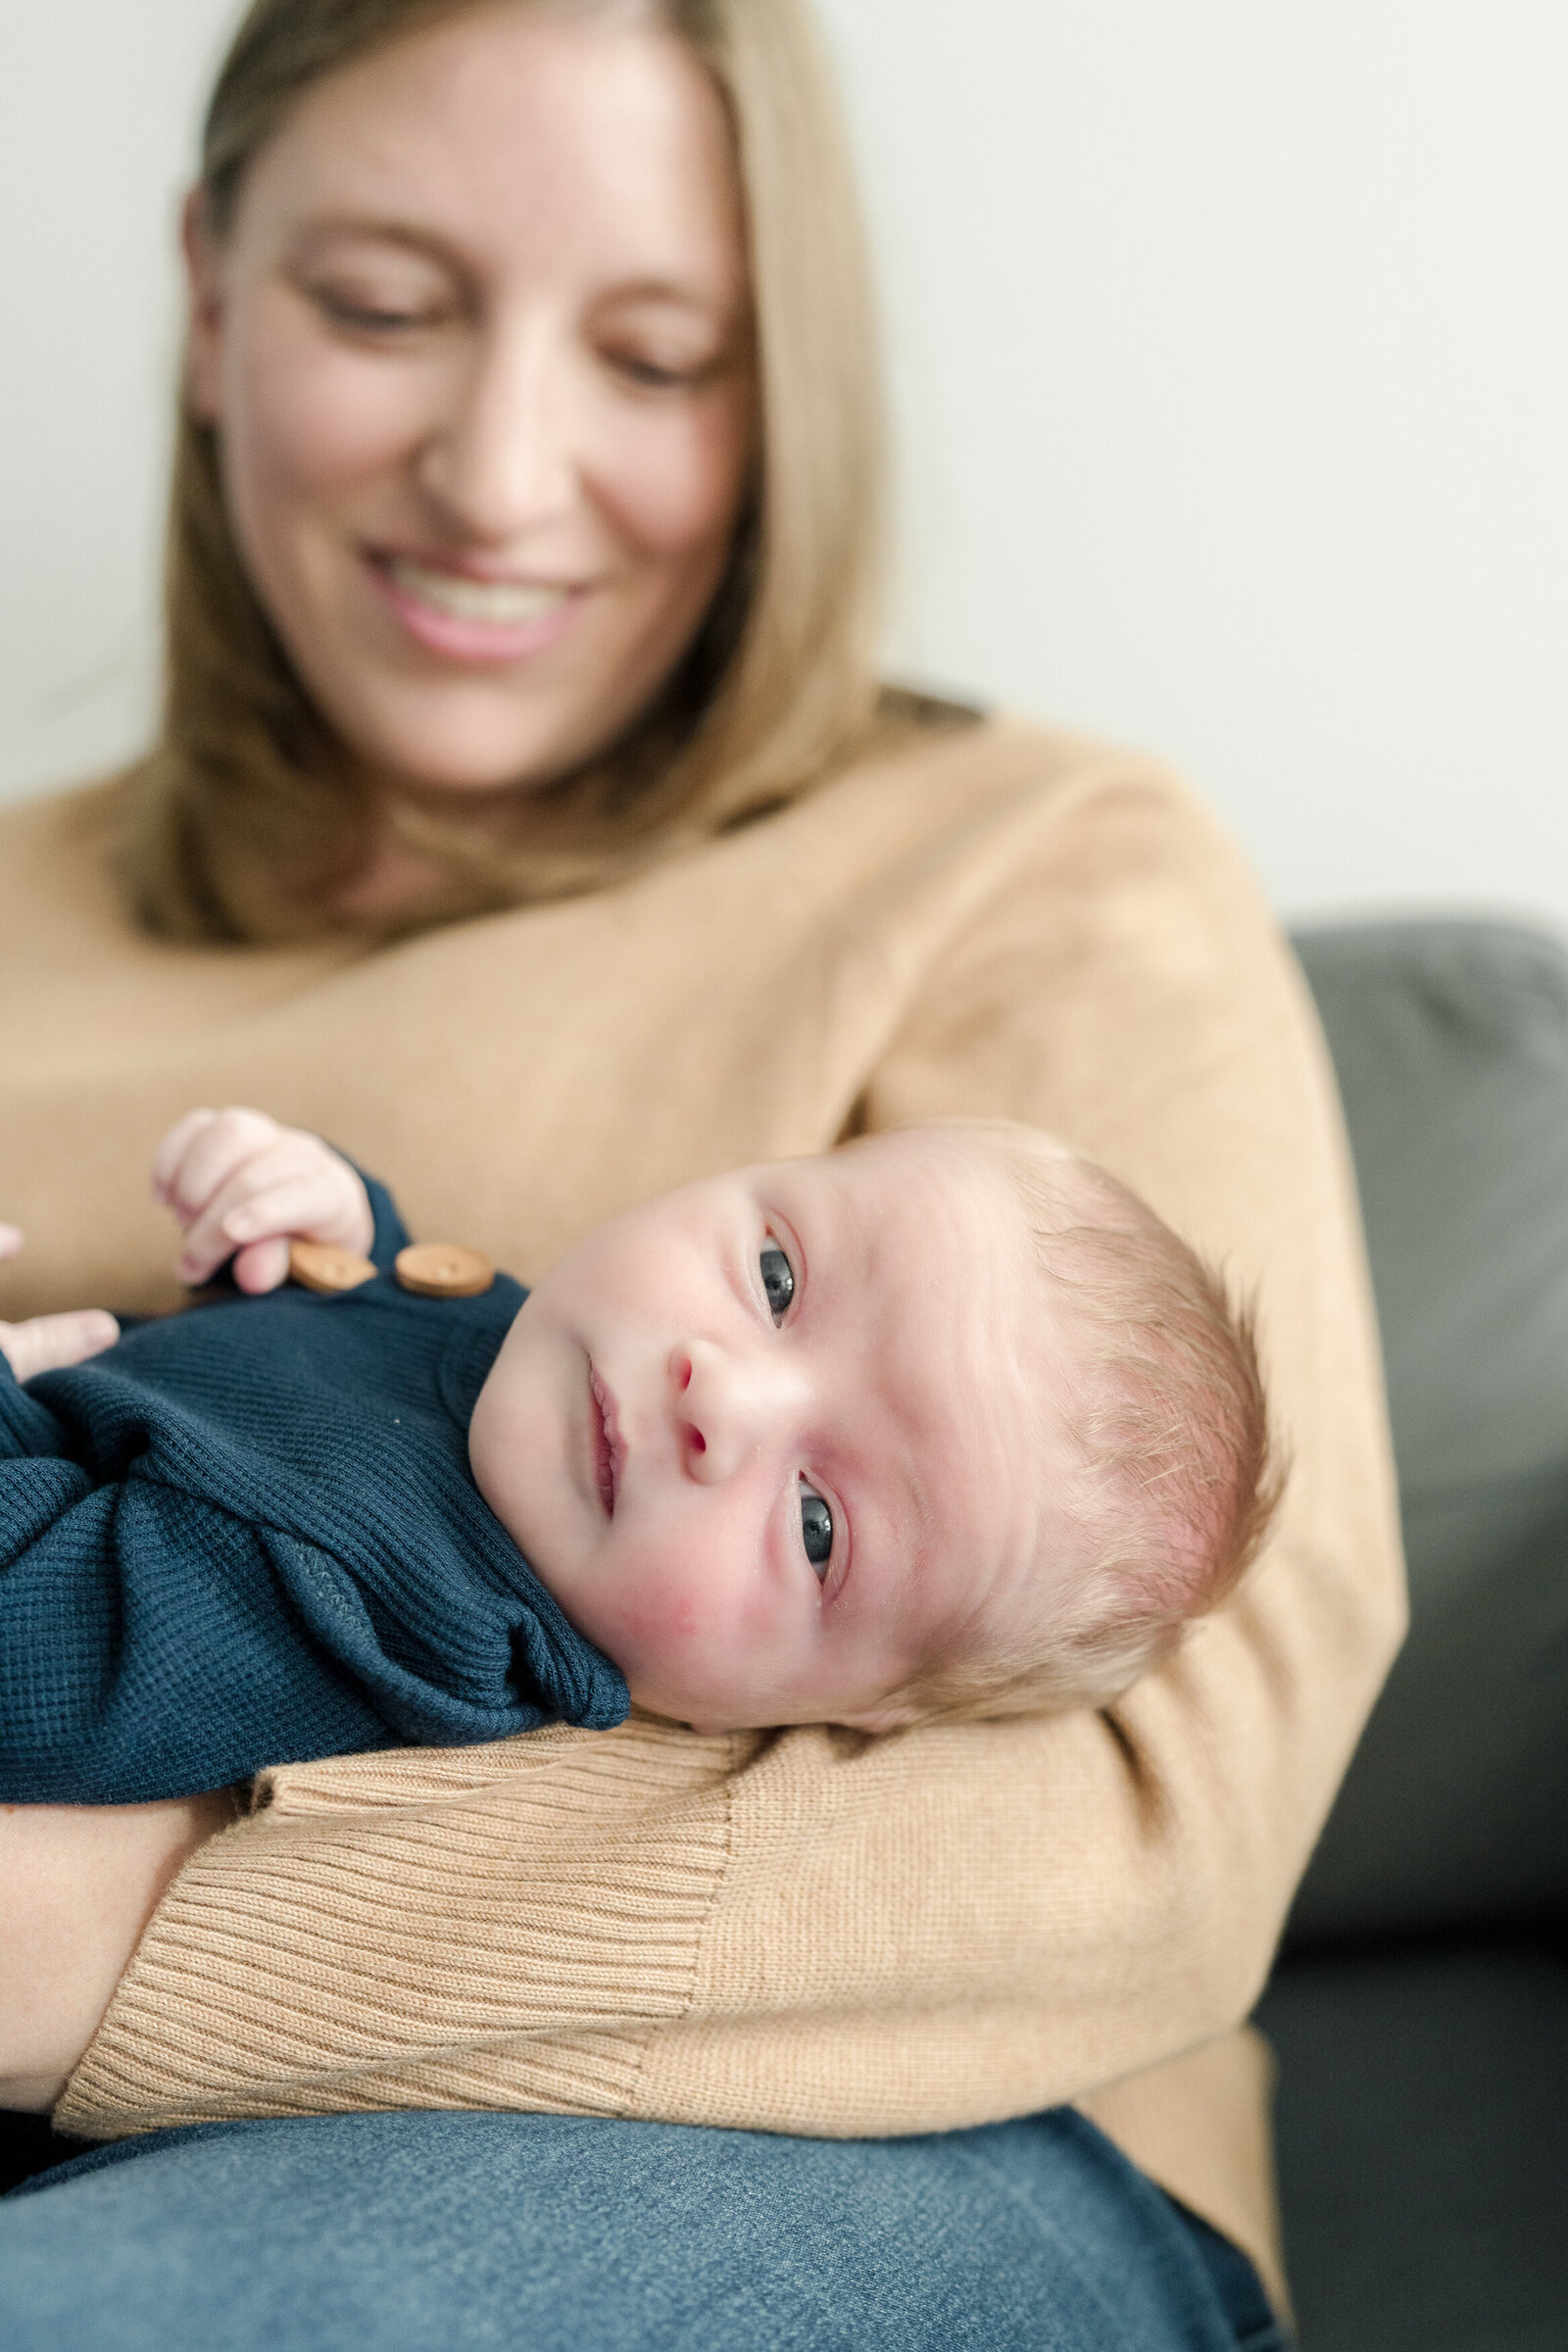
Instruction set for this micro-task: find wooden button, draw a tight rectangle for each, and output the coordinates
[395,1242,495,1299]
[289,1239,379,1294]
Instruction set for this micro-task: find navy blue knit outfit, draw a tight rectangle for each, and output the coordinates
[0,1178,628,1804]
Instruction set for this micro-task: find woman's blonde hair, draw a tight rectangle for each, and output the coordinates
[119,0,904,942]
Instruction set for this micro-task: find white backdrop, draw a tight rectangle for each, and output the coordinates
[3,1,1565,932]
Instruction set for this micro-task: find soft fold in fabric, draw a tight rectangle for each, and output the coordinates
[0,2109,1284,2352]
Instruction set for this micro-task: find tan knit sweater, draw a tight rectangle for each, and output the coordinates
[0,715,1405,2313]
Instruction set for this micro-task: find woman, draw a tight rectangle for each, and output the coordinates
[0,0,1403,2342]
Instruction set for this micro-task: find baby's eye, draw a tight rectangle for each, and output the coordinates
[799,1483,834,1578]
[760,1241,795,1324]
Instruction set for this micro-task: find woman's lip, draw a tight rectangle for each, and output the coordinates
[364,549,588,665]
[588,1362,623,1517]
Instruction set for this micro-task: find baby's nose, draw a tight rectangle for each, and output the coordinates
[669,1339,797,1484]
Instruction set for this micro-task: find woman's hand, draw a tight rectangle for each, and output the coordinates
[0,1224,119,1380]
[152,1106,375,1296]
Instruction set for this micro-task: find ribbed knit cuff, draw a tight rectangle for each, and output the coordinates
[57,1718,739,2138]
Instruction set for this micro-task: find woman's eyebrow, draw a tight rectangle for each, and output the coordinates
[594,276,739,314]
[292,218,733,287]
[288,217,462,269]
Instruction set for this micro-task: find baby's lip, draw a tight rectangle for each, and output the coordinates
[588,1362,623,1516]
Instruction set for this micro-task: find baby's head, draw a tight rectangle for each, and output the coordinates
[469,1123,1278,1734]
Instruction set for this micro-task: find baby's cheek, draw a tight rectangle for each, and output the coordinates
[581,1534,691,1658]
[613,1588,702,1656]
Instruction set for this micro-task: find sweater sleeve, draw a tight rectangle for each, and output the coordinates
[57,752,1405,2154]
[0,1457,395,1805]
[0,1307,591,1802]
[0,1359,121,1793]
[0,1344,424,1804]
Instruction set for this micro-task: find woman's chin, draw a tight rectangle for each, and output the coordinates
[338,705,595,806]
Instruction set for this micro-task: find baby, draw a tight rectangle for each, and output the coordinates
[0,1109,1278,1804]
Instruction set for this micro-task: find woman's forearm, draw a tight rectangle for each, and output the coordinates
[0,1794,233,2111]
[53,1697,1306,2140]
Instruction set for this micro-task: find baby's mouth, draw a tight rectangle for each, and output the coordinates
[588,1364,622,1516]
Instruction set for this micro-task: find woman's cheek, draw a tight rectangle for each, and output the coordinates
[586,394,751,563]
[231,305,431,504]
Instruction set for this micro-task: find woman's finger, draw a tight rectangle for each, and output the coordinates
[0,1224,23,1263]
[0,1309,120,1382]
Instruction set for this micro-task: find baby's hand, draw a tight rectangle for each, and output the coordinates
[153,1107,374,1296]
[0,1224,120,1379]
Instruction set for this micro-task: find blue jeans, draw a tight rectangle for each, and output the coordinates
[0,2108,1286,2350]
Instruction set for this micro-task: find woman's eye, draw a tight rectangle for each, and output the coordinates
[325,300,422,332]
[311,285,446,336]
[760,1242,795,1323]
[600,337,719,392]
[609,353,689,389]
[799,1483,834,1577]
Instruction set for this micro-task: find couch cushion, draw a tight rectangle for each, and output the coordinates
[1289,920,1568,1939]
[1257,1939,1568,2352]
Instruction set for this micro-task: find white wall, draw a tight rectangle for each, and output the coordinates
[0,0,239,808]
[4,1,1566,934]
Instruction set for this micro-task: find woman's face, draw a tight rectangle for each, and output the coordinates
[185,3,756,806]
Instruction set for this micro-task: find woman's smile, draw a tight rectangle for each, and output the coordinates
[184,9,756,822]
[365,548,588,666]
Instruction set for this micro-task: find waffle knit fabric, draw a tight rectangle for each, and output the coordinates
[0,713,1408,2318]
[0,1175,626,1802]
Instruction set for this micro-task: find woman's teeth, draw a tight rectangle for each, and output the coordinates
[386,558,570,625]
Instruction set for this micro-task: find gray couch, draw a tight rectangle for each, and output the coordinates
[1259,917,1568,2351]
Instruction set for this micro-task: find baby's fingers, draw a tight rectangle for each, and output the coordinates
[154,1106,283,1228]
[0,1224,23,1265]
[176,1143,371,1288]
[151,1108,220,1206]
[0,1309,120,1382]
[219,1165,366,1251]
[230,1237,293,1297]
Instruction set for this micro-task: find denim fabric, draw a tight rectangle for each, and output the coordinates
[0,2107,1279,2351]
[1170,2201,1291,2352]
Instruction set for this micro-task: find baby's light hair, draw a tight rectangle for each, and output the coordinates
[878,1121,1283,1725]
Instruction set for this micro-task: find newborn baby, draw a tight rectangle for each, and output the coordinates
[0,1110,1277,1803]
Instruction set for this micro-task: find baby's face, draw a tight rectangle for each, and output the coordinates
[469,1130,1078,1730]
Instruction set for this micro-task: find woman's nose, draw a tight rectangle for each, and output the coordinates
[669,1339,797,1485]
[415,320,578,542]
